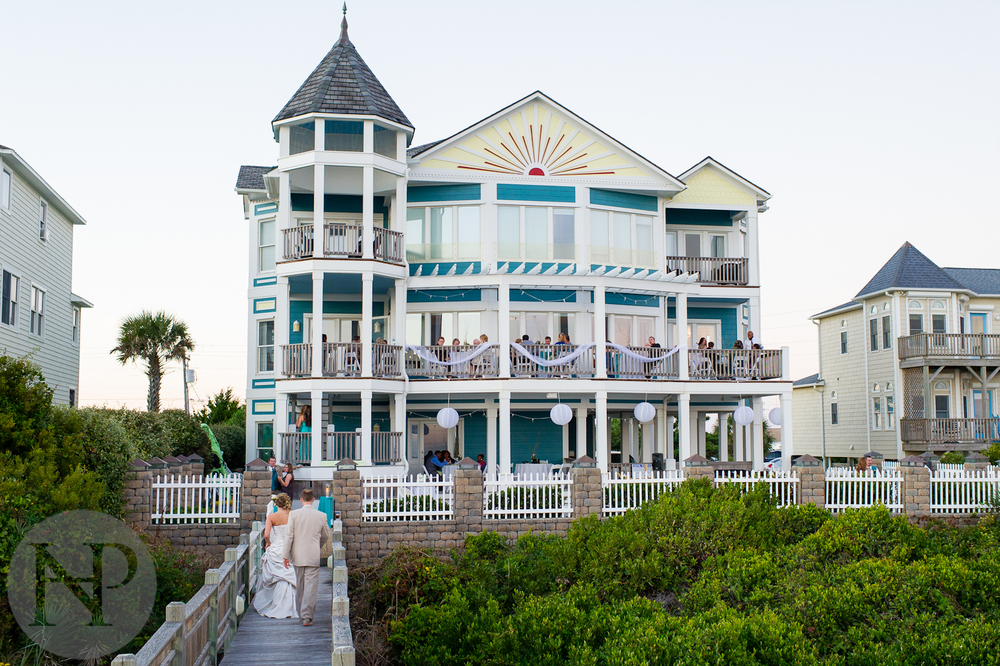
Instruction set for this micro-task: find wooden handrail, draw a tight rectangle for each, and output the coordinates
[687,348,783,380]
[664,256,748,285]
[898,333,1000,359]
[900,417,1000,443]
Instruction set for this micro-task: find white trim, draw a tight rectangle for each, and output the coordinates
[28,281,47,339]
[0,147,87,225]
[0,266,22,331]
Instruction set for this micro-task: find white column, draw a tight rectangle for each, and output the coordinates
[313,164,325,259]
[394,279,407,348]
[486,406,498,479]
[482,182,497,269]
[278,125,290,157]
[752,397,765,470]
[562,422,570,462]
[677,293,688,380]
[394,392,406,454]
[642,420,654,463]
[498,281,510,377]
[667,413,676,461]
[595,390,608,472]
[361,390,373,466]
[595,284,607,378]
[747,211,759,286]
[311,275,324,378]
[735,415,745,462]
[575,406,587,459]
[719,413,728,462]
[628,418,639,462]
[696,412,706,457]
[362,274,373,376]
[278,170,291,233]
[310,389,323,465]
[499,391,511,475]
[780,392,794,471]
[781,346,791,381]
[362,166,374,260]
[275,392,289,463]
[678,393,691,462]
[396,129,407,164]
[394,173,407,233]
[276,275,289,367]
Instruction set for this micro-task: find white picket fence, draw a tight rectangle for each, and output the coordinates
[152,473,243,524]
[714,469,799,507]
[362,474,454,522]
[825,468,903,513]
[935,462,967,473]
[930,468,1000,514]
[603,470,684,516]
[484,473,573,520]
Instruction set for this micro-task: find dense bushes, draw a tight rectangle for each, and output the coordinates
[210,423,246,470]
[351,481,1000,665]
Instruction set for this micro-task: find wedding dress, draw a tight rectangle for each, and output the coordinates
[254,523,298,618]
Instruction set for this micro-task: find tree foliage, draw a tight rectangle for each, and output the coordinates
[195,387,244,425]
[111,311,195,412]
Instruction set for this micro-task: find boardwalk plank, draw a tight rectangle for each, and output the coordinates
[220,566,332,666]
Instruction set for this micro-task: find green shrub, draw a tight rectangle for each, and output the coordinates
[210,423,246,470]
[981,442,1000,465]
[939,451,965,465]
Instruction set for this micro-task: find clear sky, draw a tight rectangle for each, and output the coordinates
[1,0,997,410]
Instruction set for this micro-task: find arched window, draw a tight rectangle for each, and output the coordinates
[934,381,949,391]
[909,300,922,309]
[885,381,893,391]
[870,306,878,314]
[932,300,946,310]
[872,383,880,392]
[883,302,890,311]
[831,391,837,400]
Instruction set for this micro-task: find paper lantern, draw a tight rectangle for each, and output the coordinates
[550,403,573,426]
[436,407,459,429]
[734,405,754,426]
[633,401,656,423]
[768,407,781,426]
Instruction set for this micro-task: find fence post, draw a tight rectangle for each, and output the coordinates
[205,569,220,662]
[225,548,239,649]
[111,655,137,665]
[455,458,484,539]
[332,461,362,565]
[965,451,990,472]
[188,453,205,477]
[793,454,825,507]
[899,455,930,519]
[125,459,152,530]
[570,456,602,519]
[684,455,714,483]
[165,601,186,666]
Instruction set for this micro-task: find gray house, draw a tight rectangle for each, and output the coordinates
[0,145,91,405]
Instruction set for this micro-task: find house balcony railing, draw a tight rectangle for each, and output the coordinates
[280,224,405,266]
[405,345,499,378]
[900,417,1000,444]
[511,343,596,379]
[606,345,678,379]
[898,333,1000,360]
[687,348,783,380]
[281,342,402,378]
[665,256,748,285]
[278,431,403,466]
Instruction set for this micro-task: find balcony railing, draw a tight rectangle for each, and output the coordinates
[901,418,1000,444]
[373,431,403,463]
[279,432,312,466]
[687,348,783,380]
[281,342,400,378]
[325,432,360,461]
[324,223,363,258]
[665,256,748,285]
[898,333,1000,360]
[373,343,402,377]
[606,345,678,379]
[281,224,404,265]
[323,342,362,377]
[405,344,499,379]
[511,343,596,378]
[282,227,314,261]
[282,343,312,377]
[373,227,404,265]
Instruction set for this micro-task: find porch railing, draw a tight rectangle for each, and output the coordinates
[324,223,363,258]
[374,227,405,265]
[713,469,798,507]
[510,343,595,378]
[900,417,1000,443]
[325,432,360,461]
[687,348,783,380]
[405,344,499,379]
[665,256,748,285]
[279,432,313,466]
[373,431,403,463]
[606,345,678,379]
[323,342,362,377]
[282,343,312,377]
[373,343,402,377]
[282,226,315,261]
[898,333,1000,359]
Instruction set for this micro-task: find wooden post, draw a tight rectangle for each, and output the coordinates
[205,569,220,660]
[165,601,186,666]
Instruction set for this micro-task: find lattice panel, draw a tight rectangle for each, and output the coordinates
[902,367,924,418]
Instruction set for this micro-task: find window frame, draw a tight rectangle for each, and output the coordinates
[407,204,482,262]
[1,268,20,329]
[872,396,882,430]
[869,318,879,351]
[840,331,848,354]
[1,168,11,211]
[29,284,45,337]
[589,207,655,268]
[71,306,81,345]
[882,315,891,349]
[909,313,923,335]
[496,204,576,263]
[258,217,276,274]
[831,401,839,426]
[257,319,275,374]
[39,200,48,242]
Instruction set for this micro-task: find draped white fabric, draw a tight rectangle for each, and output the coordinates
[605,344,679,363]
[509,342,595,367]
[406,342,496,366]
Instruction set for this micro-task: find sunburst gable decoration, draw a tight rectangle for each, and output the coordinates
[421,103,648,178]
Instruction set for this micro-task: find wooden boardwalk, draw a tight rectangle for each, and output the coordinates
[220,567,332,666]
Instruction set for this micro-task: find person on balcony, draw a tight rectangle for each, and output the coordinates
[746,331,760,348]
[296,405,312,461]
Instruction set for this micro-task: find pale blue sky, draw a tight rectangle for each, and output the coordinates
[1,0,997,409]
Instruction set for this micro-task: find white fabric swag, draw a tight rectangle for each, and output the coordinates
[509,342,595,367]
[407,343,496,366]
[605,344,679,363]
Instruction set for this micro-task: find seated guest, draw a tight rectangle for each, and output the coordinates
[521,334,533,345]
[423,450,436,475]
[646,336,661,348]
[732,340,744,349]
[452,338,461,346]
[543,336,552,345]
[428,450,448,473]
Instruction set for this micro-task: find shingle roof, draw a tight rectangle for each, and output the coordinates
[854,242,965,299]
[407,140,442,158]
[273,16,412,129]
[236,165,275,191]
[793,373,823,387]
[812,301,862,318]
[942,267,1000,296]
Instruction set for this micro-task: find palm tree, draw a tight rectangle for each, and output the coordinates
[112,311,195,412]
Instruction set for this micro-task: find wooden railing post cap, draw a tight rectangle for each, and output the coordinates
[112,655,138,666]
[205,568,221,585]
[899,455,926,468]
[165,601,186,622]
[225,548,238,562]
[245,458,270,471]
[684,454,711,467]
[792,454,821,467]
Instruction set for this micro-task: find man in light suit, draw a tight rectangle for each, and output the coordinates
[281,488,331,626]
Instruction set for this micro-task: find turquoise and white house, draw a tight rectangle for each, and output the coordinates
[236,14,793,481]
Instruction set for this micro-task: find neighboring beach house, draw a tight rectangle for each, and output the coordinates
[236,13,792,482]
[0,145,91,405]
[793,242,1000,464]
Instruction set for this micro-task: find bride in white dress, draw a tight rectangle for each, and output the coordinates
[254,493,298,618]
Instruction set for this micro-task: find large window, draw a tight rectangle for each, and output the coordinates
[872,396,882,430]
[932,313,946,334]
[1,270,18,327]
[869,319,878,351]
[289,122,315,154]
[409,312,482,346]
[29,286,44,336]
[909,313,923,335]
[499,206,575,262]
[935,394,950,419]
[882,315,891,349]
[886,395,895,428]
[258,320,274,373]
[512,311,575,343]
[259,219,275,272]
[373,124,397,158]
[590,210,654,267]
[407,206,480,261]
[1,169,10,210]
[326,120,364,152]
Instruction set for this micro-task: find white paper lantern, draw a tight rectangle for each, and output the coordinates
[634,401,656,423]
[733,405,754,426]
[436,407,459,429]
[768,407,782,426]
[550,403,573,426]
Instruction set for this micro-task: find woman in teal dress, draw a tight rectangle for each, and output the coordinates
[296,405,312,462]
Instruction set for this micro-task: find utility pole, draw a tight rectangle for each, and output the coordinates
[183,355,191,415]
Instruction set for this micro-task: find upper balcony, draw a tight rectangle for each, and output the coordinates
[282,224,404,266]
[898,334,1000,364]
[665,256,748,286]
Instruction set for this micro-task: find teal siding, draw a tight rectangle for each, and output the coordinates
[288,300,385,343]
[511,413,563,464]
[408,184,481,203]
[590,188,657,212]
[408,289,481,303]
[606,292,660,308]
[665,209,733,227]
[290,193,390,220]
[511,289,576,303]
[497,184,575,203]
[667,306,740,347]
[462,413,488,462]
[329,413,390,433]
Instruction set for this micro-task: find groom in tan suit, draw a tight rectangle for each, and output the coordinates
[281,488,331,626]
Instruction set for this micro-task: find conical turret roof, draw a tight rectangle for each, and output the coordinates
[854,242,965,299]
[273,10,412,129]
